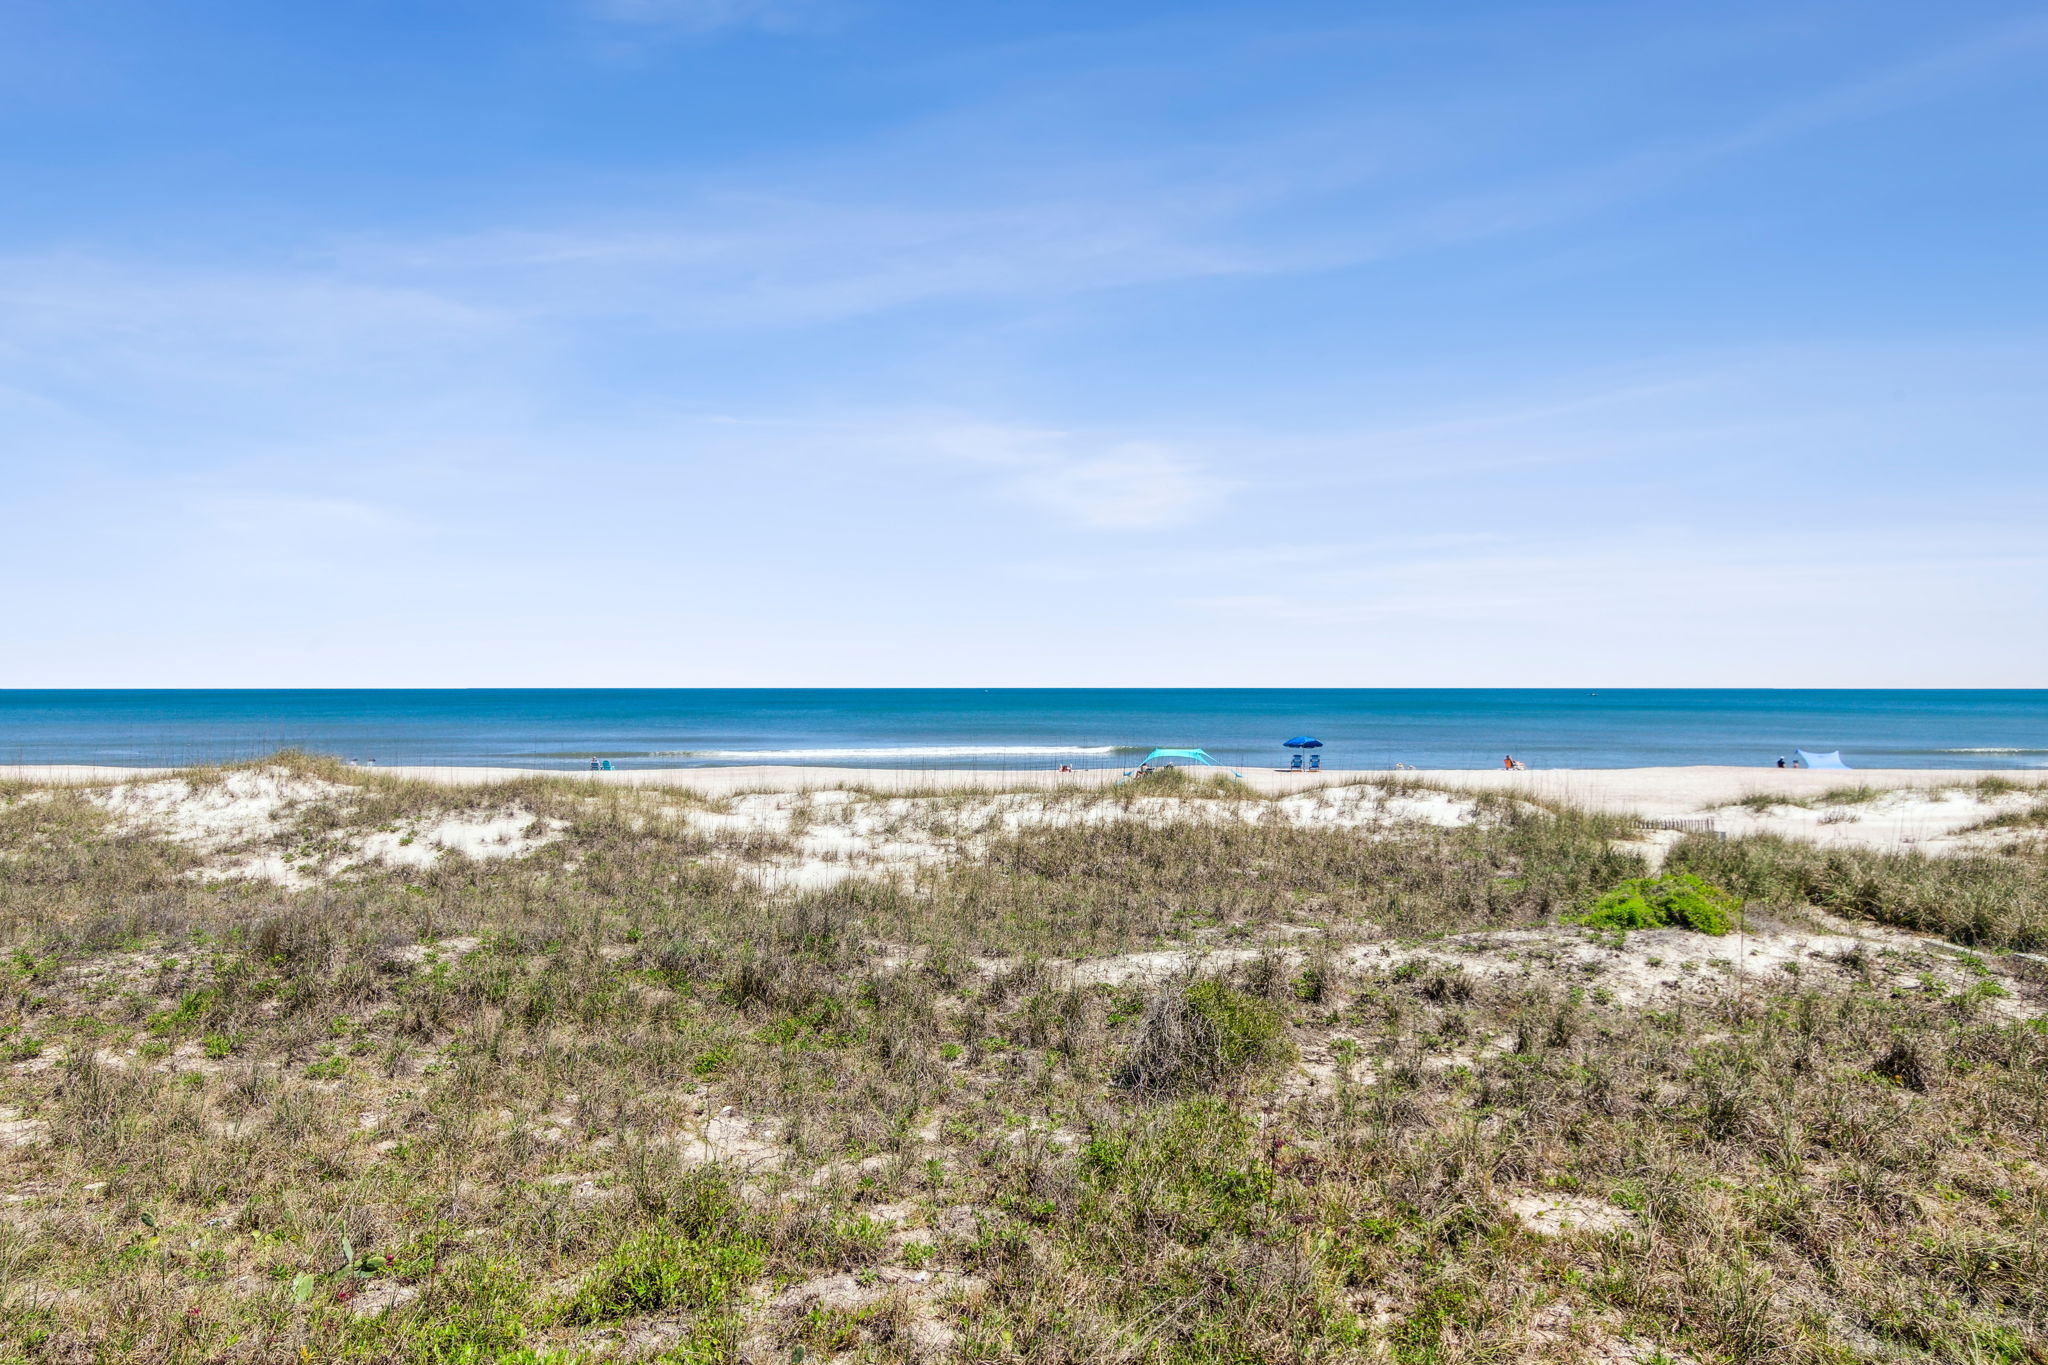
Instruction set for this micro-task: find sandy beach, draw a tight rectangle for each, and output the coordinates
[5,761,2036,810]
[7,762,2042,862]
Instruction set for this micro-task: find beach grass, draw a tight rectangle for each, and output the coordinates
[2,758,2047,1362]
[1668,833,2048,950]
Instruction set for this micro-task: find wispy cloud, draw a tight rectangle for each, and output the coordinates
[299,14,2048,339]
[910,423,1228,531]
[1001,445,1224,531]
[4,4,2044,685]
[334,194,1258,328]
[0,252,517,416]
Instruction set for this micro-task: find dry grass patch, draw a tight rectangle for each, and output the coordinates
[2,758,2047,1362]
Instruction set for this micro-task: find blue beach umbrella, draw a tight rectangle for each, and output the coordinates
[1283,736,1323,748]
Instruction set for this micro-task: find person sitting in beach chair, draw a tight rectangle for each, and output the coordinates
[1288,753,1304,770]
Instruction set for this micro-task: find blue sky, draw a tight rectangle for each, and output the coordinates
[4,0,2045,686]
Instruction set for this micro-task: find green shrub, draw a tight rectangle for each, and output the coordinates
[1117,978,1294,1093]
[1579,873,1739,935]
[1187,980,1289,1069]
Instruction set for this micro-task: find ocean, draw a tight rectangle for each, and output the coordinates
[1,689,2043,771]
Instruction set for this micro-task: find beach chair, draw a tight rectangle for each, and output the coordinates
[1308,752,1321,770]
[1288,753,1303,770]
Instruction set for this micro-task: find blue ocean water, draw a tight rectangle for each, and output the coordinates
[1,689,2043,771]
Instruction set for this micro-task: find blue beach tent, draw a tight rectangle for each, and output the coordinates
[1125,748,1242,778]
[1796,749,1850,770]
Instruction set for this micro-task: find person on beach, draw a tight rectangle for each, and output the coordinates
[1777,757,1786,768]
[1503,755,1514,770]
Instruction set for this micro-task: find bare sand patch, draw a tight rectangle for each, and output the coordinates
[1708,787,2047,853]
[1506,1192,1637,1237]
[88,767,565,885]
[352,810,566,870]
[688,784,1501,891]
[92,768,355,850]
[0,1107,50,1148]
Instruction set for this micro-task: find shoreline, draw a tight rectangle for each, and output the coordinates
[5,762,2041,819]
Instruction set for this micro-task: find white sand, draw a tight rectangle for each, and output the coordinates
[11,760,2038,807]
[90,769,354,851]
[305,760,2045,809]
[1505,1193,1636,1238]
[10,764,2042,875]
[77,766,565,887]
[329,763,2046,853]
[681,784,1504,891]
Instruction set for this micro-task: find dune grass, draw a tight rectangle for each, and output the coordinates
[1669,833,2048,951]
[1,759,2047,1362]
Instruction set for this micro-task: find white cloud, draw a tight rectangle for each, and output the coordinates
[1001,444,1225,530]
[334,196,1257,329]
[905,423,1226,530]
[255,17,2048,340]
[0,252,519,421]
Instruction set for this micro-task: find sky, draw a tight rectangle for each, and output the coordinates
[3,0,2045,687]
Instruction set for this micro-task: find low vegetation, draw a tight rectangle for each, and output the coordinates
[1,756,2046,1363]
[1670,835,2048,950]
[1578,872,1739,935]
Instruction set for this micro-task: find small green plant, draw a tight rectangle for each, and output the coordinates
[1577,873,1739,936]
[556,1229,765,1324]
[147,988,219,1037]
[1292,964,1329,1002]
[0,1028,44,1062]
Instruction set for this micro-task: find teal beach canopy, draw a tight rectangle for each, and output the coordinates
[1796,749,1850,769]
[1126,747,1241,777]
